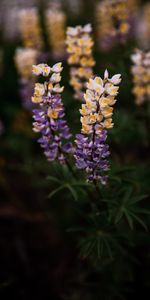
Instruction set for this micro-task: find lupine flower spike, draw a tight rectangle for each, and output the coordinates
[45,4,66,59]
[14,48,38,109]
[131,49,150,105]
[18,8,43,50]
[66,24,95,100]
[75,70,121,184]
[32,63,73,163]
[136,3,150,50]
[96,0,136,51]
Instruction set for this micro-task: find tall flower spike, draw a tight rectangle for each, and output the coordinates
[131,49,150,105]
[45,4,66,59]
[75,70,121,184]
[136,3,150,49]
[66,24,95,100]
[96,0,137,51]
[32,63,73,163]
[18,8,43,50]
[14,48,38,109]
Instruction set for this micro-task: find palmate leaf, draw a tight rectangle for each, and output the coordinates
[126,211,148,231]
[78,228,119,260]
[107,184,149,230]
[47,169,92,202]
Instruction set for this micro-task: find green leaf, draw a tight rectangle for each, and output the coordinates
[47,176,62,184]
[124,210,134,230]
[129,212,148,231]
[66,184,78,201]
[48,185,66,199]
[129,194,148,205]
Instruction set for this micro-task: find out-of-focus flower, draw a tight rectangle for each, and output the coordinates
[136,3,150,50]
[75,71,121,184]
[32,62,73,163]
[15,48,38,79]
[14,48,38,109]
[45,4,66,59]
[131,49,150,105]
[18,8,43,50]
[66,24,95,100]
[96,0,138,51]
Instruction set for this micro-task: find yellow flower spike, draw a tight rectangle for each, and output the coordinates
[66,24,95,100]
[45,7,66,58]
[95,0,134,51]
[18,8,43,50]
[131,49,150,105]
[79,71,121,134]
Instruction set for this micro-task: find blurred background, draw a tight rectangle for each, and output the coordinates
[0,0,150,299]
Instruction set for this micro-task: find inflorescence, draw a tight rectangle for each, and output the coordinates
[15,48,38,109]
[131,49,150,105]
[32,63,73,163]
[96,0,136,51]
[45,4,66,59]
[18,8,43,50]
[74,71,121,184]
[66,24,95,100]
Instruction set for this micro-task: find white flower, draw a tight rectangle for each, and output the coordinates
[87,77,104,95]
[53,84,64,93]
[50,73,61,83]
[109,74,121,85]
[32,65,43,75]
[51,62,63,73]
[104,69,109,80]
[105,83,119,96]
[67,26,80,36]
[41,64,51,76]
[34,83,45,96]
[104,69,121,84]
[82,24,92,33]
[131,52,142,65]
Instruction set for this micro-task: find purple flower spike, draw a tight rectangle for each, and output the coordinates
[74,130,110,185]
[32,63,73,163]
